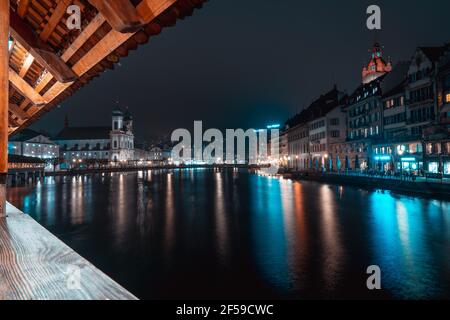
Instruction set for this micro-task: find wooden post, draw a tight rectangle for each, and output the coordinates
[0,0,10,217]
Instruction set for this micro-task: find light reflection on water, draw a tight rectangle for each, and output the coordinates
[7,169,450,299]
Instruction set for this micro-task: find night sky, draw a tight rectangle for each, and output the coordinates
[32,0,450,143]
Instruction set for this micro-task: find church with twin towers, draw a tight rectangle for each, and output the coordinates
[54,106,135,166]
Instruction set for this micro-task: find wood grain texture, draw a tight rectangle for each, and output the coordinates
[0,203,138,300]
[8,68,47,105]
[0,0,9,172]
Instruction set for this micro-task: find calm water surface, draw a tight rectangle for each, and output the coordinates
[7,169,450,299]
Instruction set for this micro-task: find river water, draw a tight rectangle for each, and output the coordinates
[7,169,450,299]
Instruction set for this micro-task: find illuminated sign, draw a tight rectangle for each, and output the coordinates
[267,124,280,129]
[374,155,390,161]
[401,157,416,162]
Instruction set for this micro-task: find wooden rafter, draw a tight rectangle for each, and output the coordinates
[9,68,47,105]
[138,0,178,23]
[43,0,177,105]
[9,103,30,121]
[39,0,73,42]
[8,0,207,134]
[10,8,77,83]
[33,13,107,95]
[88,0,145,33]
[18,52,34,77]
[17,0,31,18]
[60,14,107,62]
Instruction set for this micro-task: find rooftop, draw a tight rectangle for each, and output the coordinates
[286,86,346,128]
[9,128,44,142]
[54,126,111,141]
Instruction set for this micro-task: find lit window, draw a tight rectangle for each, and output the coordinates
[446,93,450,103]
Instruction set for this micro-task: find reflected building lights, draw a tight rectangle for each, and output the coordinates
[319,185,344,291]
[214,172,228,265]
[164,173,175,258]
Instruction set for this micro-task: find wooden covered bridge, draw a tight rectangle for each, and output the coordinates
[0,0,207,299]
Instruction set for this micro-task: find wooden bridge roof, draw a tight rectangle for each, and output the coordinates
[7,0,208,136]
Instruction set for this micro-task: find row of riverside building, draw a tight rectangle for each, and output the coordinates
[280,42,450,177]
[8,106,172,170]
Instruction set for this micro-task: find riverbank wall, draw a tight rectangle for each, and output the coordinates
[45,164,261,177]
[286,173,450,199]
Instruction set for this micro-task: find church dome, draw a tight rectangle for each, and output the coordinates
[112,106,123,117]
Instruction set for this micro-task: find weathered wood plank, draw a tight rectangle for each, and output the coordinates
[0,203,138,300]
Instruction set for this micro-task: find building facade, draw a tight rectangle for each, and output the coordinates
[9,129,59,161]
[338,77,385,171]
[284,42,450,177]
[111,108,134,162]
[331,43,394,172]
[286,86,346,171]
[286,122,309,170]
[405,47,440,137]
[54,108,135,168]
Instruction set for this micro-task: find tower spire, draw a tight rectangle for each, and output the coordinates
[362,39,392,84]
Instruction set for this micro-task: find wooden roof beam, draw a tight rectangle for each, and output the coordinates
[9,68,47,106]
[40,0,73,42]
[9,115,21,129]
[88,0,178,34]
[10,9,77,83]
[18,52,34,77]
[60,13,106,62]
[17,0,31,18]
[71,0,177,78]
[88,0,146,33]
[9,103,31,121]
[22,0,177,116]
[138,0,178,24]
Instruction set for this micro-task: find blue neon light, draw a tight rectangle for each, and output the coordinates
[375,155,391,161]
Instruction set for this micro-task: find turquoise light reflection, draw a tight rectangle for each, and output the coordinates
[369,192,445,299]
[250,175,291,294]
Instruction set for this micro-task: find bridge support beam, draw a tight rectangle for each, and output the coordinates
[0,0,9,217]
